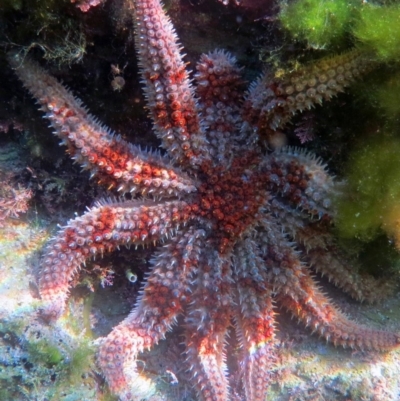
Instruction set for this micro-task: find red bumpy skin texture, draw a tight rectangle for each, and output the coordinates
[9,0,399,399]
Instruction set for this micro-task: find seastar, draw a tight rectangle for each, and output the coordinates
[8,0,399,400]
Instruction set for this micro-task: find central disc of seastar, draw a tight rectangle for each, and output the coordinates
[194,152,267,253]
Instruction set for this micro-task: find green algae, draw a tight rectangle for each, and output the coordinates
[0,310,98,400]
[349,234,400,275]
[279,0,358,49]
[352,3,400,63]
[0,0,23,11]
[335,135,400,246]
[279,0,400,63]
[2,0,86,66]
[0,316,95,401]
[26,338,64,367]
[372,71,400,120]
[64,338,96,386]
[82,292,95,338]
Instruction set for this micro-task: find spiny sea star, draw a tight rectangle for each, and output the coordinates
[8,0,400,400]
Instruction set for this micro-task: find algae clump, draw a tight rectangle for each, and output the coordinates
[353,3,400,62]
[26,339,64,367]
[373,71,400,120]
[279,0,358,49]
[336,135,400,248]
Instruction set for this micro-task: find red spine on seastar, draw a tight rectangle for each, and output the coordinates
[8,52,197,197]
[39,199,192,320]
[133,0,208,167]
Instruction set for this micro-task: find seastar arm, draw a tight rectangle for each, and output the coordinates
[243,49,375,134]
[262,147,337,219]
[39,199,193,320]
[96,227,205,399]
[269,175,395,304]
[8,52,197,197]
[184,250,232,401]
[132,0,209,168]
[195,50,248,163]
[259,216,400,352]
[279,268,400,351]
[233,238,276,401]
[97,226,205,400]
[293,221,395,303]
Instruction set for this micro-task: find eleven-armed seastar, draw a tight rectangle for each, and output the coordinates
[8,0,400,399]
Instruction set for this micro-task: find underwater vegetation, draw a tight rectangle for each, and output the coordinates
[357,71,400,122]
[279,0,400,59]
[0,284,101,401]
[353,3,400,63]
[279,0,359,49]
[0,0,86,66]
[336,135,400,245]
